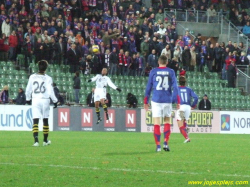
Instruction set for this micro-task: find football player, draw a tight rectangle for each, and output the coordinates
[88,68,121,124]
[173,76,198,143]
[144,55,180,152]
[26,60,58,147]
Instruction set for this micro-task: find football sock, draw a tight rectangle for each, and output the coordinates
[95,107,100,119]
[180,125,189,139]
[153,125,161,148]
[102,104,109,119]
[33,119,39,143]
[102,103,108,112]
[43,118,49,143]
[183,121,187,128]
[163,123,171,145]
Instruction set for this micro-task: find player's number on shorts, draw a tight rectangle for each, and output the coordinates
[34,81,46,94]
[156,76,169,90]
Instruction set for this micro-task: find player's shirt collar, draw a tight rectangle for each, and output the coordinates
[37,72,45,75]
[158,67,168,69]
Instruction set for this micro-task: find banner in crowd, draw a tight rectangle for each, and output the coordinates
[0,105,53,131]
[141,110,221,133]
[54,107,141,132]
[220,111,250,134]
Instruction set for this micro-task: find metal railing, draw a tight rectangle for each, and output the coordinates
[164,9,196,38]
[164,9,250,51]
[237,65,250,76]
[236,66,250,94]
[220,15,250,51]
[164,9,221,24]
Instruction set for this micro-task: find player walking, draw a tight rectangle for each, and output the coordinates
[26,60,58,147]
[144,55,180,152]
[174,76,198,143]
[88,68,121,124]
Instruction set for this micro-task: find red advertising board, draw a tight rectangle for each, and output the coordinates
[58,108,70,127]
[126,110,136,128]
[81,109,93,127]
[104,109,115,128]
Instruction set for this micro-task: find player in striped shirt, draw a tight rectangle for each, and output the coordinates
[173,76,198,143]
[144,55,180,152]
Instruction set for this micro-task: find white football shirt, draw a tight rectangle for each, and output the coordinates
[91,74,117,90]
[25,73,58,103]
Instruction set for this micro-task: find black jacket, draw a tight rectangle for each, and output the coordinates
[182,49,191,66]
[198,99,211,110]
[127,94,137,105]
[106,93,112,107]
[73,76,80,89]
[109,52,119,65]
[67,48,79,65]
[227,64,237,88]
[13,91,26,105]
[237,56,249,65]
[86,91,95,107]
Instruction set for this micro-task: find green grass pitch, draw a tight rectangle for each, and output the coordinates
[0,131,249,187]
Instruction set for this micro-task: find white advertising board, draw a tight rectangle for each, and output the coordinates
[0,105,53,131]
[220,111,250,134]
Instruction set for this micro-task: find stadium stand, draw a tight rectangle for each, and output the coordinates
[0,0,250,110]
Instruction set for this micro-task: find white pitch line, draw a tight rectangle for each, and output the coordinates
[0,162,250,178]
[0,154,248,167]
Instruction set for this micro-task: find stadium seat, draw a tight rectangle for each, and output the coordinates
[0,61,6,67]
[66,72,71,78]
[16,55,25,66]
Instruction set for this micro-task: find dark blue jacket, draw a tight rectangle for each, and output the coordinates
[13,91,26,105]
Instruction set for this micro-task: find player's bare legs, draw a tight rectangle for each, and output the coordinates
[100,98,109,120]
[177,109,190,143]
[163,117,171,151]
[32,118,39,146]
[95,101,102,124]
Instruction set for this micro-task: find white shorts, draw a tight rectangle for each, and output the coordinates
[94,88,106,102]
[32,99,50,119]
[176,104,191,121]
[151,101,172,118]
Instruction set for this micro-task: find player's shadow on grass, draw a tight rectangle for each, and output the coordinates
[104,151,152,156]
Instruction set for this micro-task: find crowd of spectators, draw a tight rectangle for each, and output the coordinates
[0,0,249,78]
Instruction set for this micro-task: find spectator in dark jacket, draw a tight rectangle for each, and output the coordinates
[86,88,95,107]
[73,71,80,104]
[105,93,112,107]
[238,52,249,65]
[227,60,237,88]
[52,83,64,105]
[12,88,26,105]
[198,94,211,110]
[147,49,158,68]
[182,46,191,70]
[67,43,80,73]
[126,93,138,108]
[109,47,119,75]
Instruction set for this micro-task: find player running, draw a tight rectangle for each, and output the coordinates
[173,76,198,143]
[144,55,180,152]
[25,60,58,147]
[88,68,121,124]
